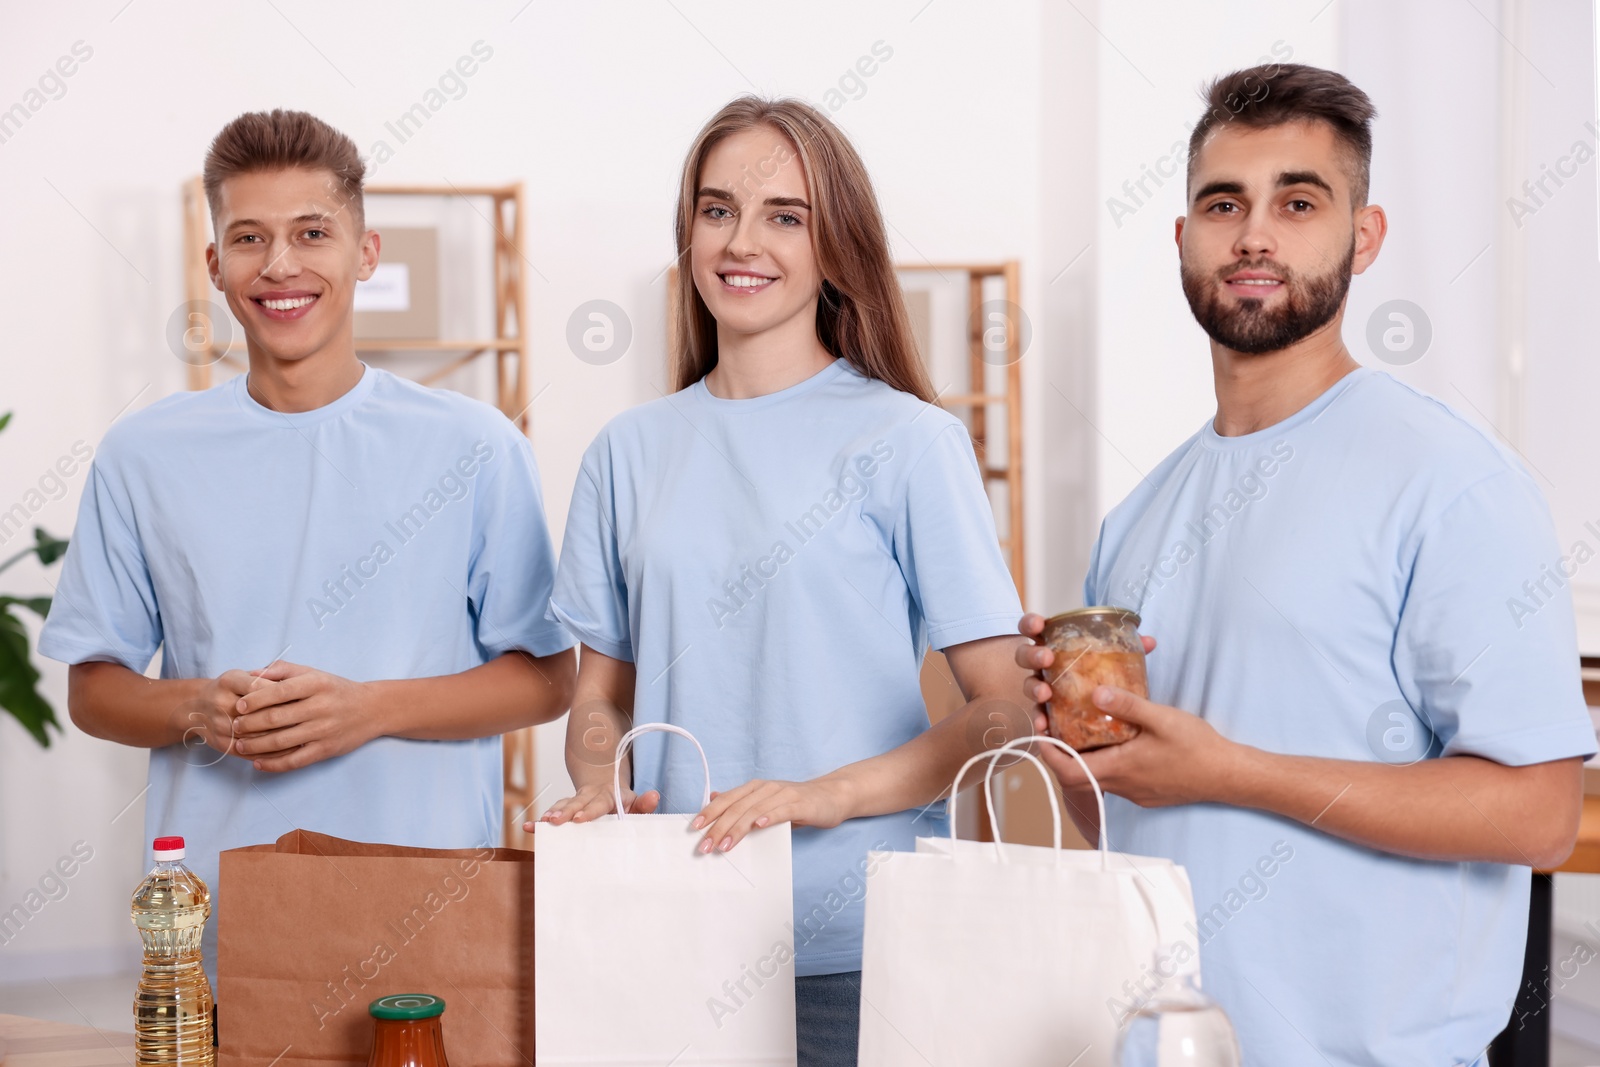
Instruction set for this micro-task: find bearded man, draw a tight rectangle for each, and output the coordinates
[1016,64,1595,1066]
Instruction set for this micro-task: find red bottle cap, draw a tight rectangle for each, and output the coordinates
[152,838,186,861]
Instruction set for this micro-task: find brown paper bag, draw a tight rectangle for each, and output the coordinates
[217,829,533,1067]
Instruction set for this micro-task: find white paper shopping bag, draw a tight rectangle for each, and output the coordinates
[858,737,1199,1067]
[535,723,797,1066]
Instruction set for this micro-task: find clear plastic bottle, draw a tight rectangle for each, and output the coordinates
[131,835,215,1065]
[1114,968,1241,1067]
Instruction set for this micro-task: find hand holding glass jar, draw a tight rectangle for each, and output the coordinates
[1039,607,1148,750]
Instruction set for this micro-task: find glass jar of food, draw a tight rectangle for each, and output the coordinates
[367,994,451,1067]
[1039,607,1147,750]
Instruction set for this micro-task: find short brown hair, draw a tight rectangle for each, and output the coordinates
[1187,63,1377,207]
[671,96,935,403]
[203,109,366,233]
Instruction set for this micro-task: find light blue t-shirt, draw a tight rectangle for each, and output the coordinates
[1086,367,1596,1066]
[548,358,1022,975]
[38,364,573,981]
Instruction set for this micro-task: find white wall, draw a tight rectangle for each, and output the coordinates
[0,0,1052,982]
[1093,2,1340,516]
[2,0,1595,990]
[1520,0,1600,649]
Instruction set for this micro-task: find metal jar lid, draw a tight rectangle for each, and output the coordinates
[1043,606,1142,628]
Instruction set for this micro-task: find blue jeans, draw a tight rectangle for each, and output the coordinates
[795,970,861,1067]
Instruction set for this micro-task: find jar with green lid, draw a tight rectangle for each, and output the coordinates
[367,994,451,1067]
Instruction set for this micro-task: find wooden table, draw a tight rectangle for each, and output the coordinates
[0,1015,133,1066]
[1563,784,1600,872]
[1489,699,1600,1066]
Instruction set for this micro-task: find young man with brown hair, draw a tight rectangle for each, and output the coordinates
[39,110,576,984]
[1018,65,1594,1063]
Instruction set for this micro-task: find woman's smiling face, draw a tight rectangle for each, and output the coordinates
[689,126,824,341]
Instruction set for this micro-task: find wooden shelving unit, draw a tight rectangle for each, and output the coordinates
[180,178,540,845]
[895,261,1030,843]
[897,261,1025,595]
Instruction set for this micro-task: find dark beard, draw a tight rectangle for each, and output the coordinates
[1180,239,1354,355]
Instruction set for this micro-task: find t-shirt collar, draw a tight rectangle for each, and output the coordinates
[689,358,850,412]
[233,361,378,427]
[1199,365,1370,451]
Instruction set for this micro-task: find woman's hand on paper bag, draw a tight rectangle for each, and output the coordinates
[689,779,851,854]
[533,785,661,830]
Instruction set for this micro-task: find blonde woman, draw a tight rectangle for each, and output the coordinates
[536,97,1026,1064]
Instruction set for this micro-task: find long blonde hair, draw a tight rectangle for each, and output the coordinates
[670,96,934,403]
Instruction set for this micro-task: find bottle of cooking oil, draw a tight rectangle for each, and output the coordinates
[131,835,215,1064]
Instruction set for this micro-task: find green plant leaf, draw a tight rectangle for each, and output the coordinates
[0,606,60,747]
[0,596,52,618]
[32,528,69,566]
[0,411,11,435]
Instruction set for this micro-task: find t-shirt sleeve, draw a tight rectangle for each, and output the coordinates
[892,421,1022,651]
[37,460,162,672]
[466,428,576,659]
[1394,469,1597,765]
[547,440,634,663]
[1082,519,1108,608]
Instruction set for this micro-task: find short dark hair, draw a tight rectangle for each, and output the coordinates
[203,109,366,233]
[1186,63,1378,207]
